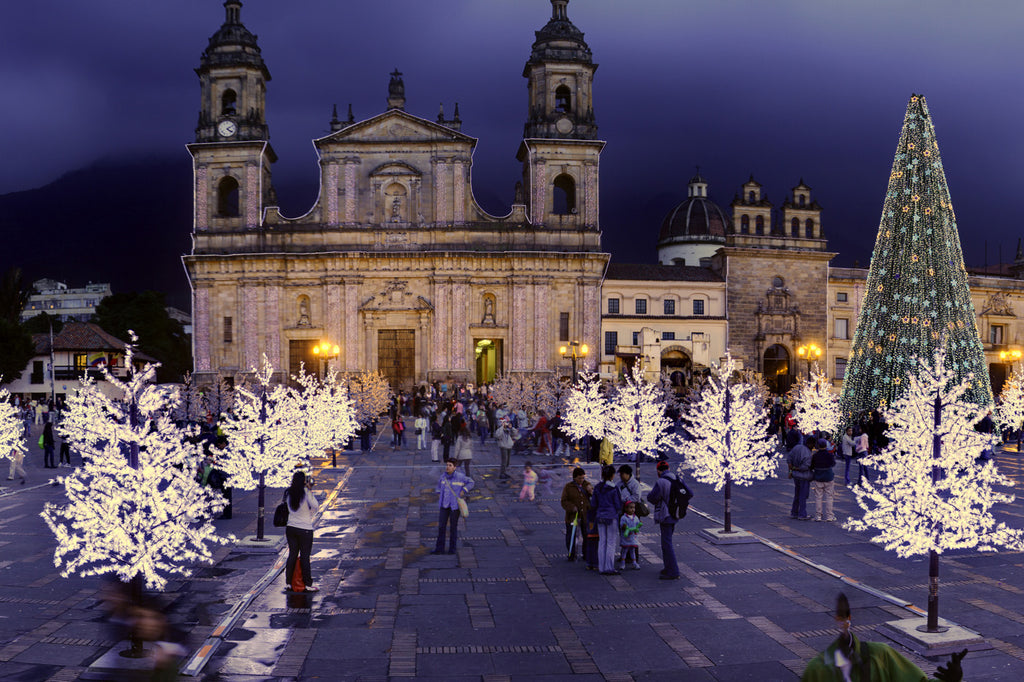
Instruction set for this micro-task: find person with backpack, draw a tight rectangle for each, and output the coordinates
[647,460,690,580]
[591,465,624,575]
[810,438,837,522]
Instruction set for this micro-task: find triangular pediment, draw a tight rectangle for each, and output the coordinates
[315,109,477,147]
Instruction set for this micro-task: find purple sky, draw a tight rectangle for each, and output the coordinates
[2,0,1022,272]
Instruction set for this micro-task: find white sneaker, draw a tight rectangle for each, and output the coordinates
[631,562,640,570]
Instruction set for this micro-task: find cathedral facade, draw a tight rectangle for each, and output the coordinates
[184,1,608,390]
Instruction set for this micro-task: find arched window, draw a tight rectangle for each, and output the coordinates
[791,217,800,236]
[755,215,765,235]
[748,190,756,203]
[554,85,572,114]
[221,89,237,116]
[740,215,749,234]
[552,174,576,215]
[799,194,806,208]
[217,176,240,217]
[805,218,815,238]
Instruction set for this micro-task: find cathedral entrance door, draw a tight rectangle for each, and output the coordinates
[474,338,503,386]
[378,330,415,392]
[763,344,793,395]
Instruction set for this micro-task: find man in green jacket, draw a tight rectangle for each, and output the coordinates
[803,594,964,682]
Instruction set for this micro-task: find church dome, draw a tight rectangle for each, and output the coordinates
[528,0,592,65]
[657,175,730,246]
[198,1,270,78]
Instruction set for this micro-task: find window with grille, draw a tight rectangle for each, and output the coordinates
[663,299,675,315]
[692,299,705,316]
[607,298,620,314]
[559,312,569,342]
[223,317,233,343]
[604,331,617,355]
[635,299,647,315]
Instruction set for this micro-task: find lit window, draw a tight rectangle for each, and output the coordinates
[835,318,849,340]
[990,325,1004,345]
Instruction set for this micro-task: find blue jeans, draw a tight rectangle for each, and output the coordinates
[659,522,679,577]
[435,506,461,552]
[790,478,810,518]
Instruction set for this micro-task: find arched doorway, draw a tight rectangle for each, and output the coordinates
[764,344,793,395]
[661,346,693,389]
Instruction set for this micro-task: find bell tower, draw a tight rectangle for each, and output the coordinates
[189,0,276,234]
[517,0,604,230]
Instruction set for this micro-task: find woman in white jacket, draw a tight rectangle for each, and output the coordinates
[284,471,319,592]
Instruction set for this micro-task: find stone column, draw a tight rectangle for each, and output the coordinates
[531,159,546,225]
[325,280,343,369]
[510,278,529,371]
[453,160,465,225]
[245,163,260,229]
[344,158,358,225]
[584,162,598,229]
[242,285,260,371]
[344,280,361,370]
[265,285,281,369]
[533,280,550,371]
[326,163,340,226]
[194,287,211,372]
[432,279,450,372]
[194,165,208,231]
[451,279,468,372]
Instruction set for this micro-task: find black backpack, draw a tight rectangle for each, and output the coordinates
[667,476,693,520]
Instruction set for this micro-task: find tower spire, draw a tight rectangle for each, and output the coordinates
[552,0,569,20]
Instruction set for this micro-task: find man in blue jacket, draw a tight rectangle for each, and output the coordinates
[433,460,474,554]
[647,461,681,580]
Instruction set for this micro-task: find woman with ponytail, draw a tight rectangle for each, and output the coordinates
[284,470,319,592]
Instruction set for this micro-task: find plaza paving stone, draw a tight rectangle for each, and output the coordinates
[2,424,1024,679]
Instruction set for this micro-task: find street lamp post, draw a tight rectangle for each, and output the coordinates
[796,343,822,380]
[312,340,340,466]
[559,341,589,384]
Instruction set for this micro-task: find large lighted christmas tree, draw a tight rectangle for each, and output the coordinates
[840,94,992,424]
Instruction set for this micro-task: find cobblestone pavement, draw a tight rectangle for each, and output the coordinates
[1,425,1024,680]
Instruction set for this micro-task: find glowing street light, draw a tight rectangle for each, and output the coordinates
[559,341,589,384]
[796,343,822,379]
[311,341,340,379]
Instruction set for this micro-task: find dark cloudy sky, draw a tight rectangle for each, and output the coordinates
[2,0,1022,281]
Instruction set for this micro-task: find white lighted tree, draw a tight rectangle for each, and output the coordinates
[563,370,609,442]
[343,370,393,427]
[539,374,570,418]
[218,355,308,541]
[202,376,235,420]
[792,363,841,436]
[489,372,532,416]
[0,384,26,465]
[42,342,229,595]
[294,366,358,456]
[174,371,205,425]
[607,362,673,475]
[846,344,1024,631]
[679,352,776,532]
[997,368,1024,444]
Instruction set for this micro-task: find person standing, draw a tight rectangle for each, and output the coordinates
[647,460,683,580]
[559,467,590,562]
[853,427,871,485]
[414,412,428,451]
[616,464,641,504]
[429,413,443,463]
[592,465,623,575]
[42,421,56,469]
[494,417,516,479]
[618,500,642,570]
[453,424,474,477]
[787,435,814,520]
[433,460,474,554]
[841,426,856,486]
[440,413,454,462]
[532,409,551,456]
[810,438,837,522]
[7,447,27,484]
[283,471,319,593]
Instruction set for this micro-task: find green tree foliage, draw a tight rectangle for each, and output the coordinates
[0,267,29,324]
[0,319,35,385]
[93,292,191,383]
[22,311,63,335]
[839,95,992,425]
[0,268,34,385]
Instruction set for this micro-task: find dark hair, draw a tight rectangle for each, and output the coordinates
[601,465,615,481]
[617,464,633,476]
[287,471,306,512]
[805,434,817,447]
[572,467,585,478]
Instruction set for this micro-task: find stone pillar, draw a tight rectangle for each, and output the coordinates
[265,285,281,369]
[452,279,468,371]
[194,287,211,372]
[194,165,208,231]
[584,162,598,229]
[511,279,529,371]
[325,280,343,367]
[242,285,260,371]
[533,280,550,371]
[344,158,358,225]
[531,160,546,225]
[344,280,361,370]
[432,279,450,372]
[453,160,465,225]
[245,163,260,229]
[326,163,339,226]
